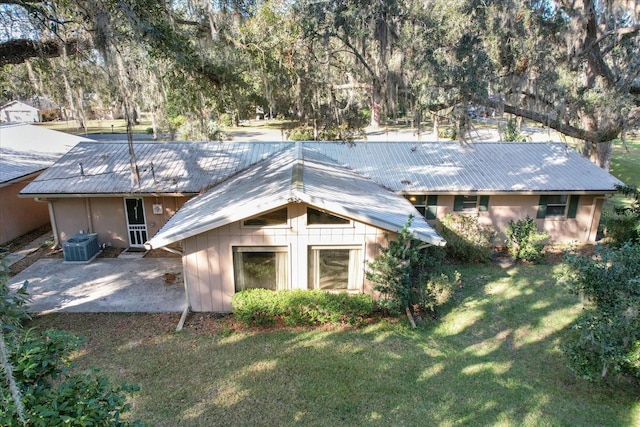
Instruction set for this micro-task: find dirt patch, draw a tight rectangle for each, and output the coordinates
[162,272,179,285]
[97,247,124,258]
[145,248,181,258]
[0,224,52,253]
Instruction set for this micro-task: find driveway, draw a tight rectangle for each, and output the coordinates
[7,258,186,313]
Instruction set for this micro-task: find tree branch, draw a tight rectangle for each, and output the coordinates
[487,99,622,142]
[0,38,89,66]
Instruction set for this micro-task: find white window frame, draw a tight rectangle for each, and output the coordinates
[232,246,289,292]
[307,245,362,292]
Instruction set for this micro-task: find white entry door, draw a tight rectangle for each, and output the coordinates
[124,198,148,247]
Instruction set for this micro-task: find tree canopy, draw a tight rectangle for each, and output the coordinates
[1,0,638,167]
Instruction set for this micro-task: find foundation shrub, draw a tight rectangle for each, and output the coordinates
[438,214,495,263]
[504,216,549,263]
[231,289,374,326]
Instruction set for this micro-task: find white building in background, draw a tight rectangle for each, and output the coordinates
[0,101,40,123]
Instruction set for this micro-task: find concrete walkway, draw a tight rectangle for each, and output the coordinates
[8,258,185,313]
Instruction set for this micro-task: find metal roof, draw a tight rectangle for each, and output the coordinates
[146,145,445,249]
[20,141,292,195]
[305,141,624,193]
[0,124,91,185]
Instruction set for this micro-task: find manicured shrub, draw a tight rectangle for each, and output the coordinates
[438,214,495,263]
[231,289,374,326]
[504,216,549,263]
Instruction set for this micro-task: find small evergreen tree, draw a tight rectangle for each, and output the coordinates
[366,216,458,326]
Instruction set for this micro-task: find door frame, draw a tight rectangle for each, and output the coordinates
[124,197,148,248]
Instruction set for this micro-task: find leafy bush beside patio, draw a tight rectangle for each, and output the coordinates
[231,289,374,326]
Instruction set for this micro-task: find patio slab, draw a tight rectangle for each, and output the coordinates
[7,258,185,313]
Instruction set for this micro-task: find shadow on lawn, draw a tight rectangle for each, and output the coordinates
[32,264,639,426]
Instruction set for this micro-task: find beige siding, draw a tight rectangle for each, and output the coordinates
[430,193,605,244]
[183,202,388,312]
[0,178,51,244]
[50,195,190,248]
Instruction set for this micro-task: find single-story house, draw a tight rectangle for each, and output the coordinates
[20,141,623,312]
[0,124,92,245]
[1,101,40,123]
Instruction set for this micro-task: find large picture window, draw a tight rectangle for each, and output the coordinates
[233,247,288,292]
[308,246,361,291]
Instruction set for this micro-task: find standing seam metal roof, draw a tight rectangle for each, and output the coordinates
[304,141,623,192]
[20,142,293,195]
[146,145,445,249]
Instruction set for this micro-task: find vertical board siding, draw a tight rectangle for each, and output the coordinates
[184,202,389,312]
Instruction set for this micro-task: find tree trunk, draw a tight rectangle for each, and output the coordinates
[370,79,383,128]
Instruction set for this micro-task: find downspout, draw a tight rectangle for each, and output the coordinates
[85,198,94,233]
[35,198,59,248]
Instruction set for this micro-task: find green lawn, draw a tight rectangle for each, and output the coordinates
[40,119,153,135]
[610,137,640,189]
[29,264,640,426]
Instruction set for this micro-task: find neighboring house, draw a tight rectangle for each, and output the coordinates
[20,141,623,312]
[1,101,40,123]
[0,124,92,245]
[0,97,61,123]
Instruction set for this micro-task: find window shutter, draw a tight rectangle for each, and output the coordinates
[537,195,548,219]
[479,196,490,212]
[567,195,580,219]
[426,195,438,219]
[453,195,464,212]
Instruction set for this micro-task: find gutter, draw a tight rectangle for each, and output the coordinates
[19,192,199,199]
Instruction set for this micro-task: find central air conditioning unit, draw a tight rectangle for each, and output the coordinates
[62,233,99,262]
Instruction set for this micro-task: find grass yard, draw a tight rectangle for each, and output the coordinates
[29,264,639,426]
[40,119,153,135]
[610,137,640,189]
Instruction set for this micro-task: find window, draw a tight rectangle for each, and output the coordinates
[537,195,580,219]
[453,195,490,213]
[243,208,288,227]
[406,195,438,219]
[308,246,361,291]
[307,207,350,225]
[233,247,288,292]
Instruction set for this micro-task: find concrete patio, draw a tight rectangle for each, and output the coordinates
[7,258,186,313]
